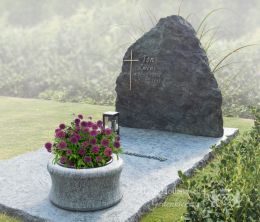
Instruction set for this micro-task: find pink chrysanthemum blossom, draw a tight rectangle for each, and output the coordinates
[92,123,98,130]
[78,114,83,119]
[60,156,67,164]
[81,121,88,128]
[78,148,85,156]
[114,141,120,148]
[73,133,81,141]
[91,145,100,154]
[84,156,92,163]
[90,130,98,137]
[59,123,66,129]
[82,127,90,133]
[44,142,52,152]
[75,126,80,132]
[104,147,112,157]
[55,128,61,133]
[70,136,78,144]
[86,121,93,127]
[105,128,112,135]
[90,138,97,145]
[101,139,109,147]
[96,156,102,162]
[55,130,66,139]
[81,141,89,148]
[74,118,80,125]
[66,149,72,155]
[58,141,67,149]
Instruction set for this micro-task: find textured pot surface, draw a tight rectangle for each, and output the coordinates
[47,155,123,211]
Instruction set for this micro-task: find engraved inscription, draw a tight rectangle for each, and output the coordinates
[134,56,161,86]
[123,55,161,88]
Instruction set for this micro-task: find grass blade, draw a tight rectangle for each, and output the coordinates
[178,0,184,16]
[196,8,224,34]
[212,45,256,73]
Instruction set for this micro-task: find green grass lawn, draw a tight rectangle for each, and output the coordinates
[0,96,113,160]
[0,96,254,222]
[0,214,20,222]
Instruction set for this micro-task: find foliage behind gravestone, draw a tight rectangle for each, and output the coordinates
[179,107,260,221]
[0,3,259,115]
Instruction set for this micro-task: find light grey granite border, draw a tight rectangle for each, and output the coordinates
[126,129,239,222]
[0,128,239,222]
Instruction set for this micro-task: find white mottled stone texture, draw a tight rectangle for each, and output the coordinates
[47,155,123,211]
[0,127,238,222]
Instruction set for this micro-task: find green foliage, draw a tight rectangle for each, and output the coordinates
[140,116,254,222]
[180,108,260,221]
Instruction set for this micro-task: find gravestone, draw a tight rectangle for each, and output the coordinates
[115,15,223,137]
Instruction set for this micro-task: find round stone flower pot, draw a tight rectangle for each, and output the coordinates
[47,155,123,211]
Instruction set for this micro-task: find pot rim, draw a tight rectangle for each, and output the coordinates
[57,157,113,169]
[47,154,123,177]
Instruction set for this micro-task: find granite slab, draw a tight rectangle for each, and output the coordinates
[0,127,238,222]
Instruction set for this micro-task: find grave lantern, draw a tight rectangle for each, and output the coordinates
[103,111,120,135]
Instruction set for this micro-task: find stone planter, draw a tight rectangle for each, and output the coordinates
[47,155,123,211]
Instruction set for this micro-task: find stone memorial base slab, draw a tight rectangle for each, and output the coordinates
[0,127,238,222]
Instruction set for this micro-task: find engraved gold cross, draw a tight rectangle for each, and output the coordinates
[123,50,139,90]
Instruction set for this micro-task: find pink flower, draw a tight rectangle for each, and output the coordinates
[114,141,120,148]
[82,127,90,133]
[81,121,88,128]
[73,133,81,140]
[78,148,85,156]
[55,130,66,138]
[44,142,52,152]
[60,156,67,164]
[58,141,67,149]
[104,147,112,157]
[87,121,93,127]
[59,123,66,129]
[75,126,80,132]
[55,128,61,133]
[101,139,109,147]
[97,120,103,128]
[91,145,100,154]
[66,149,72,155]
[105,128,112,136]
[81,141,89,148]
[70,136,78,144]
[96,156,102,162]
[84,156,92,163]
[78,114,83,119]
[92,123,98,130]
[74,118,80,125]
[90,130,98,137]
[90,138,97,145]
